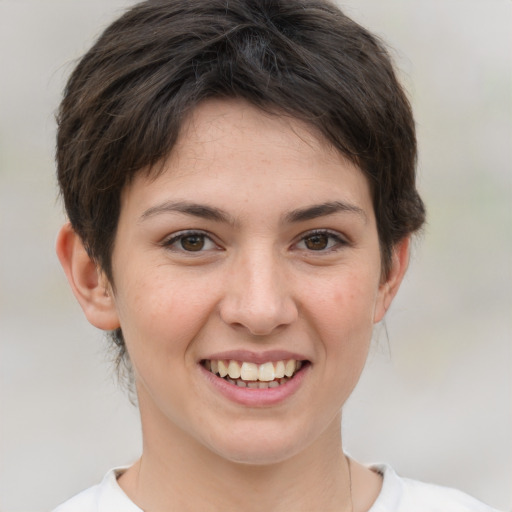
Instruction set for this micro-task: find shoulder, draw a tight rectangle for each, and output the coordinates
[52,468,141,512]
[369,464,500,512]
[53,484,99,512]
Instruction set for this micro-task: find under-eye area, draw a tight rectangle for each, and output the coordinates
[202,359,308,389]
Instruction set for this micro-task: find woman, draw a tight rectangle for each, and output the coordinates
[53,0,498,510]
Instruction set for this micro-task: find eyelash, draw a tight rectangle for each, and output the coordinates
[294,229,348,253]
[161,230,219,253]
[161,229,348,254]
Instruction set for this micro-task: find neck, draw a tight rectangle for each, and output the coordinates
[119,411,352,512]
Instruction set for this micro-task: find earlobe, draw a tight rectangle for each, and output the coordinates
[373,237,411,323]
[56,223,120,331]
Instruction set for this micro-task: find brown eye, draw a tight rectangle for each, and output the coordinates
[304,233,330,251]
[297,231,346,252]
[163,230,218,253]
[180,234,206,251]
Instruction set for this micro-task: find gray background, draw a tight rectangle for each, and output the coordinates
[0,0,510,510]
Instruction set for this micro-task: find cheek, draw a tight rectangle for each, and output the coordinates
[113,268,218,364]
[303,269,379,376]
[306,268,379,333]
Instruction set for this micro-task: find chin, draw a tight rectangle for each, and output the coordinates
[203,422,315,466]
[215,444,300,466]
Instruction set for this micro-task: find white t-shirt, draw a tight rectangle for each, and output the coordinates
[53,464,500,512]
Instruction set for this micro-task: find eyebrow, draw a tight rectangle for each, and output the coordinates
[284,201,367,224]
[139,201,236,225]
[139,199,366,225]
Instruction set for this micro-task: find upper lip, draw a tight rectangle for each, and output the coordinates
[201,349,310,365]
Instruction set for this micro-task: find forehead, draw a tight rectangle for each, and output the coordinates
[164,99,341,176]
[123,99,373,219]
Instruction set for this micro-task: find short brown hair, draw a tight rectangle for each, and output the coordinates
[57,0,425,372]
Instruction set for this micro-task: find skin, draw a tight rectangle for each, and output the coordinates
[57,99,409,512]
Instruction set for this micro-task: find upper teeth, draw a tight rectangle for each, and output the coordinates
[206,359,302,381]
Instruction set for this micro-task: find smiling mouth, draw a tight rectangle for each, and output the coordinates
[202,359,306,389]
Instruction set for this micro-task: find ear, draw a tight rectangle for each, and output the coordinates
[56,223,120,331]
[373,237,410,323]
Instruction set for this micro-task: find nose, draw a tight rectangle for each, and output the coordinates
[219,248,298,336]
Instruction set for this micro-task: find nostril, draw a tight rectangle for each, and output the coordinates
[218,280,299,335]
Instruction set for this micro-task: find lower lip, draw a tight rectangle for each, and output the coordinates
[199,363,309,407]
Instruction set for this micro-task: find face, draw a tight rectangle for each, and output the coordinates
[107,99,402,465]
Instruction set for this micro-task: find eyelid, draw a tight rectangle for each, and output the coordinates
[160,229,221,251]
[160,228,348,253]
[293,229,349,251]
